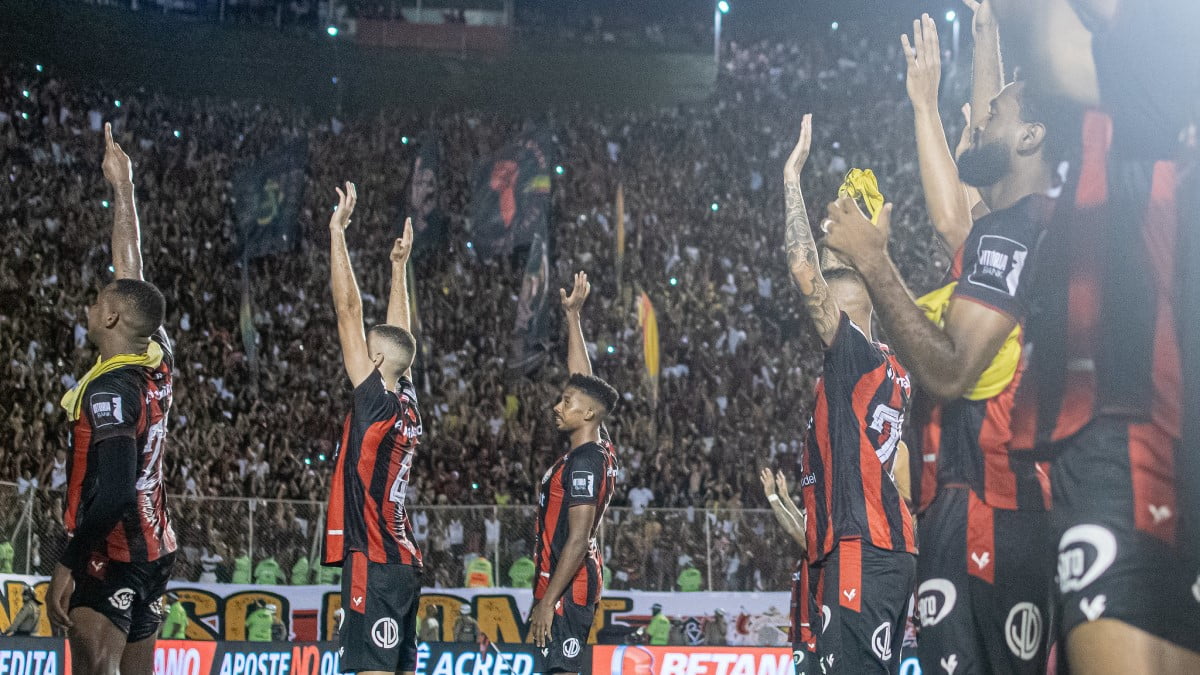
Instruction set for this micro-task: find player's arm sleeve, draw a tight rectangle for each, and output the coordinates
[565,447,606,507]
[60,435,138,570]
[951,225,1038,321]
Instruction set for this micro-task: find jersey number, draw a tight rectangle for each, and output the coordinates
[135,419,167,491]
[868,404,903,465]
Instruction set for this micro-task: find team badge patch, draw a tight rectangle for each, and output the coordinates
[571,471,595,498]
[967,234,1028,296]
[89,393,124,427]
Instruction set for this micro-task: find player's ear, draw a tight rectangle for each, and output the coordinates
[584,407,596,422]
[105,309,120,329]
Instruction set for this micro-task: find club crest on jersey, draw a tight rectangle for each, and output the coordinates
[108,588,135,611]
[918,578,957,627]
[571,471,594,498]
[89,393,124,428]
[967,235,1028,296]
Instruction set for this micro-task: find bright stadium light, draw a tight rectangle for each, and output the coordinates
[831,21,839,31]
[606,346,616,354]
[555,165,565,175]
[173,130,181,138]
[717,0,730,14]
[669,277,679,286]
[102,200,110,208]
[113,99,121,108]
[945,9,956,22]
[326,25,339,37]
[401,136,409,145]
[21,90,29,98]
[35,64,43,72]
[711,202,720,212]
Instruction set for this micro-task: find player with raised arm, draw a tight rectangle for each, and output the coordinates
[822,11,1059,672]
[528,272,619,675]
[321,182,423,675]
[47,123,177,675]
[760,468,813,674]
[784,115,915,675]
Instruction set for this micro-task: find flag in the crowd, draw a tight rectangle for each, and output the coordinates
[509,233,552,376]
[615,181,626,287]
[239,266,259,368]
[637,291,660,404]
[234,140,308,261]
[402,131,448,258]
[467,129,557,258]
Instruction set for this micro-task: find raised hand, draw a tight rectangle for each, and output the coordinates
[774,469,790,496]
[783,113,813,185]
[901,14,942,110]
[102,122,133,188]
[759,467,777,498]
[961,0,997,36]
[559,271,591,315]
[955,103,973,159]
[391,217,414,266]
[329,182,357,233]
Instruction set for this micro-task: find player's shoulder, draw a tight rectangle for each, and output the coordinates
[83,372,140,428]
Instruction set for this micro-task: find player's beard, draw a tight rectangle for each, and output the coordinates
[957,141,1012,188]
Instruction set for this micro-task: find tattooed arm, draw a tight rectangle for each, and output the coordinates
[783,114,841,347]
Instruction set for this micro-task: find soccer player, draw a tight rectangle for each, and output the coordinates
[759,467,812,673]
[528,271,619,675]
[822,11,1060,672]
[985,1,1200,672]
[46,123,177,675]
[784,114,916,674]
[321,182,424,675]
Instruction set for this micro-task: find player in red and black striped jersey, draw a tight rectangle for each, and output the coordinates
[46,123,176,675]
[528,271,619,675]
[320,183,423,675]
[783,115,916,675]
[758,468,813,674]
[823,13,1061,673]
[990,2,1200,671]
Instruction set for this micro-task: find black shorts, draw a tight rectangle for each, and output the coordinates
[915,486,1054,675]
[809,539,915,674]
[69,551,175,642]
[1049,418,1200,653]
[543,597,594,673]
[339,552,421,673]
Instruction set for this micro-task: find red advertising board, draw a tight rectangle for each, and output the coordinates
[593,646,796,675]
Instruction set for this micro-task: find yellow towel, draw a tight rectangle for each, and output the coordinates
[61,342,164,421]
[915,282,1021,401]
[839,169,885,224]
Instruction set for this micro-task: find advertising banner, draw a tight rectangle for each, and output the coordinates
[1,575,791,647]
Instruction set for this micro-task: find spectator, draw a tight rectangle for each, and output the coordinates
[704,608,727,646]
[246,602,276,642]
[161,592,189,639]
[2,586,40,636]
[452,604,480,643]
[419,605,441,642]
[647,604,670,646]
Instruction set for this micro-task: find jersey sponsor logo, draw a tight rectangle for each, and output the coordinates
[562,638,581,659]
[89,393,124,427]
[799,473,816,488]
[570,471,595,499]
[1079,595,1107,622]
[917,578,957,627]
[940,654,959,674]
[871,622,893,661]
[1004,602,1042,661]
[1058,524,1117,593]
[967,234,1028,297]
[372,617,399,649]
[108,587,136,611]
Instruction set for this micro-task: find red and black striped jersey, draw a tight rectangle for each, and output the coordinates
[918,195,1054,512]
[533,430,618,607]
[65,328,177,564]
[800,314,915,564]
[789,559,815,650]
[324,373,423,567]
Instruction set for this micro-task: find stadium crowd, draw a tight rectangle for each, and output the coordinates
[0,22,963,587]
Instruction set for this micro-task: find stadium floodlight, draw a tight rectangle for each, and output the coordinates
[326,25,339,37]
[711,202,720,212]
[831,21,839,31]
[401,136,409,145]
[945,10,956,22]
[114,99,121,107]
[607,346,616,354]
[717,0,730,14]
[173,130,181,138]
[21,90,29,98]
[102,200,110,208]
[555,165,565,175]
[35,64,43,72]
[669,277,679,286]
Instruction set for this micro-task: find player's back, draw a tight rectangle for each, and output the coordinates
[65,328,176,563]
[324,372,423,567]
[800,314,915,564]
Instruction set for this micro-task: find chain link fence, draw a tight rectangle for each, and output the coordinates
[0,482,792,592]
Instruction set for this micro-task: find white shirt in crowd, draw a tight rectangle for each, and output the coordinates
[448,519,464,546]
[629,486,654,516]
[412,512,429,542]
